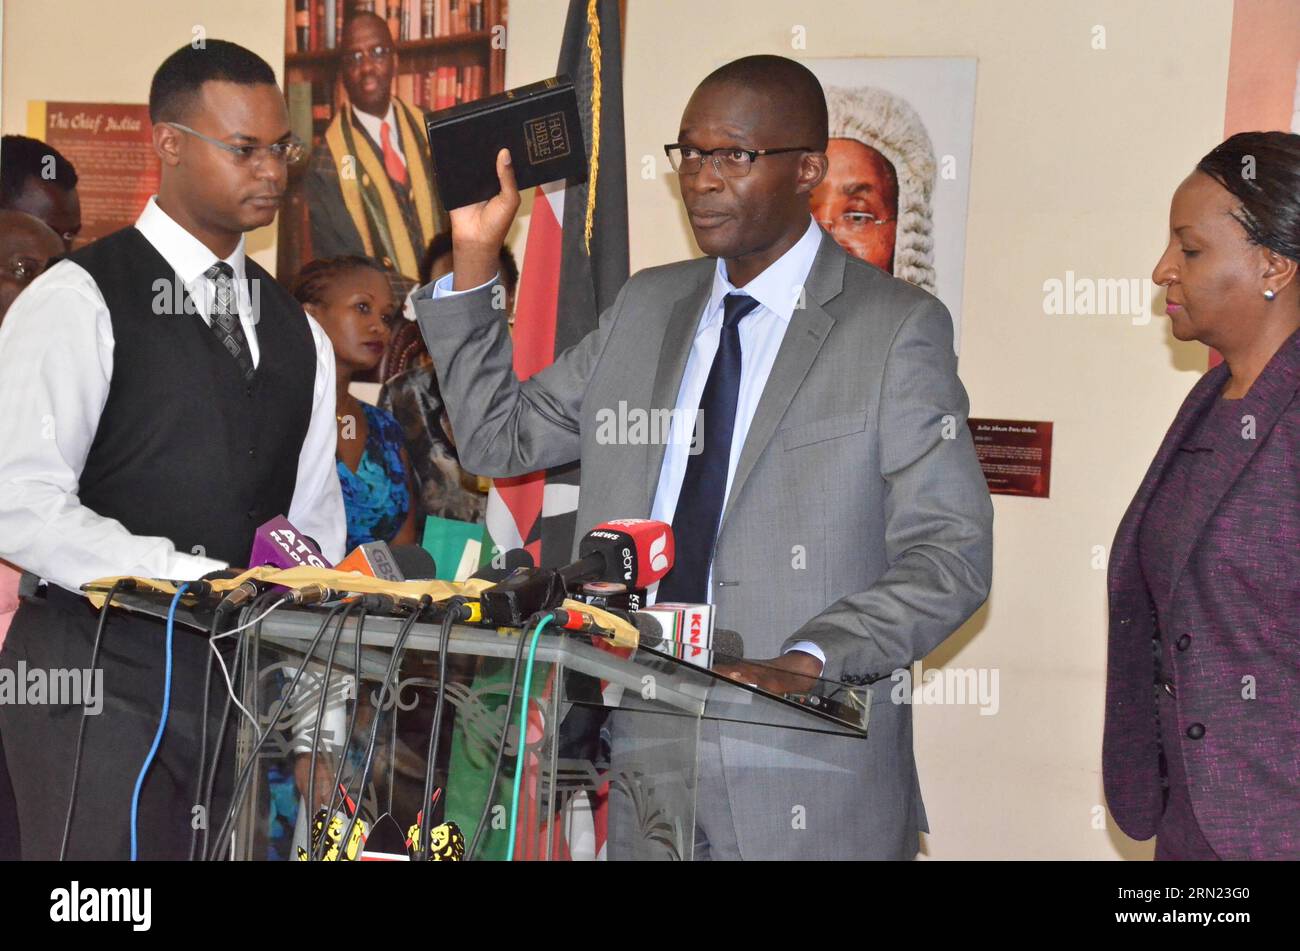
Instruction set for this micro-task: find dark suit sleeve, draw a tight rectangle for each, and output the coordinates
[412,275,631,477]
[304,148,364,260]
[783,296,994,683]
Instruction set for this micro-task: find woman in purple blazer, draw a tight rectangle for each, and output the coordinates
[1105,132,1300,860]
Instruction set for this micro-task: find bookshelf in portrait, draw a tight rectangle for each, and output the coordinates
[278,0,508,289]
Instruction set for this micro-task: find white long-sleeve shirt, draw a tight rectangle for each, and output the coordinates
[0,196,345,593]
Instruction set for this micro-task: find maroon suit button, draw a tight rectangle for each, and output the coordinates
[1175,634,1191,651]
[1186,723,1205,740]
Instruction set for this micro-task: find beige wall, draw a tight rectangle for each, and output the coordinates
[1,0,285,269]
[501,0,1232,859]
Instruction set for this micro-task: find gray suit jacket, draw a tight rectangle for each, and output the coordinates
[415,231,993,858]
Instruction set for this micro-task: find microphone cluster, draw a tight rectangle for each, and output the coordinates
[191,514,741,657]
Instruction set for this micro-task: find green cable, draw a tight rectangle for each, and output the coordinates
[505,613,552,862]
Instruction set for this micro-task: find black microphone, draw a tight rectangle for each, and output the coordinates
[159,567,245,602]
[391,545,438,581]
[470,548,535,584]
[708,628,744,658]
[480,567,567,626]
[480,522,675,627]
[546,604,743,657]
[631,617,743,657]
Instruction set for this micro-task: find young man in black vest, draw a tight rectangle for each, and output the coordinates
[0,40,345,859]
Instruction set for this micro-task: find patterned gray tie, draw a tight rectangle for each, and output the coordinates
[203,261,255,380]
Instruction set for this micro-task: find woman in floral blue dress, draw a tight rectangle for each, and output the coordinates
[270,256,416,857]
[294,256,416,551]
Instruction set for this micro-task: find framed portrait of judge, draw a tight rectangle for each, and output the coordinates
[801,57,976,354]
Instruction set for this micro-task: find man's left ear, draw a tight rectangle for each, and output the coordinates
[796,150,829,194]
[153,122,183,167]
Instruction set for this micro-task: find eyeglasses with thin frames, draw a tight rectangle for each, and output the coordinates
[342,45,393,68]
[664,143,815,178]
[818,211,896,232]
[165,122,305,167]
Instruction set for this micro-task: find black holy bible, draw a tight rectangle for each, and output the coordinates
[425,76,587,210]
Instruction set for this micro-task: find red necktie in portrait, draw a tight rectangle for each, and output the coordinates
[380,120,409,188]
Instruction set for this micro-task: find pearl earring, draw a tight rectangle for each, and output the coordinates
[1263,288,1276,300]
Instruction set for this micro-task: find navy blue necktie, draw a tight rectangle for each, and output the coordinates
[657,292,760,604]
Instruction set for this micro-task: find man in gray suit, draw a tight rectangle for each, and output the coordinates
[415,55,992,859]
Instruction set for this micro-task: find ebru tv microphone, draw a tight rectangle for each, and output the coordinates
[564,519,674,590]
[480,520,675,627]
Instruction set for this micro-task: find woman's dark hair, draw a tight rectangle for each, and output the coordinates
[1197,131,1300,263]
[419,231,519,295]
[418,231,454,285]
[292,255,389,309]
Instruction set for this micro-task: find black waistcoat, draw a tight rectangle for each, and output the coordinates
[70,227,315,566]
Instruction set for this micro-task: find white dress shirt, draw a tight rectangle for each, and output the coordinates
[428,216,827,666]
[647,216,821,567]
[0,196,346,593]
[645,216,826,665]
[352,102,407,169]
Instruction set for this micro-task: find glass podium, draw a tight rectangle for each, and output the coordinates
[107,591,870,861]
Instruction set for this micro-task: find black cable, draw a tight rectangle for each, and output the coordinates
[335,596,432,858]
[199,595,266,860]
[243,591,266,863]
[303,599,359,851]
[199,595,262,860]
[416,598,465,859]
[188,597,236,861]
[466,625,532,861]
[206,600,345,860]
[315,601,369,860]
[386,673,398,819]
[224,595,342,862]
[208,595,330,861]
[58,578,134,862]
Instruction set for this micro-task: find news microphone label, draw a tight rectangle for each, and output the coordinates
[268,527,329,569]
[648,532,670,573]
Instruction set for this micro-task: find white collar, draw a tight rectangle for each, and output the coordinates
[134,195,246,286]
[702,215,822,332]
[352,101,398,145]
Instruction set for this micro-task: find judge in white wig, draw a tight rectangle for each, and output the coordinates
[812,84,936,294]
